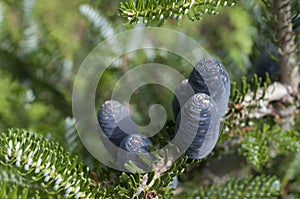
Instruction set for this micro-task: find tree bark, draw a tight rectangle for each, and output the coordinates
[274,0,300,94]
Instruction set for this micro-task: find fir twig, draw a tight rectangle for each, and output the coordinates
[194,175,281,198]
[119,0,239,25]
[0,129,105,198]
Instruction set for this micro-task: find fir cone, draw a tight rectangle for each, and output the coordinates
[175,93,220,159]
[189,57,230,117]
[97,100,138,147]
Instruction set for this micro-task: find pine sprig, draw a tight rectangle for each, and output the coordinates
[0,129,105,199]
[0,2,6,41]
[0,165,23,184]
[79,4,115,41]
[238,124,270,170]
[239,123,300,170]
[0,181,40,199]
[19,0,39,56]
[64,117,80,156]
[119,0,239,25]
[0,165,41,199]
[113,152,198,198]
[221,74,270,140]
[194,175,281,199]
[0,165,60,198]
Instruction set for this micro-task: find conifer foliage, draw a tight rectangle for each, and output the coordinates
[0,0,300,198]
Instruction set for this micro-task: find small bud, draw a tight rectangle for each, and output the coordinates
[118,134,153,172]
[120,134,151,153]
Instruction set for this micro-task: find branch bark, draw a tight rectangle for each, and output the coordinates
[226,82,296,130]
[274,0,300,93]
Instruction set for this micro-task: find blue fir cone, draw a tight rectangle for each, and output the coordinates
[172,79,194,120]
[189,57,230,118]
[97,100,138,147]
[173,57,230,120]
[172,57,230,159]
[175,93,220,160]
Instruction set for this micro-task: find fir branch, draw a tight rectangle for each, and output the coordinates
[223,73,299,136]
[0,165,24,185]
[238,123,300,170]
[274,0,299,93]
[0,2,11,52]
[112,149,196,198]
[0,165,54,198]
[129,154,198,198]
[0,181,38,199]
[238,124,270,170]
[132,155,174,198]
[0,3,4,39]
[194,175,281,198]
[223,74,270,136]
[281,152,300,196]
[219,74,299,163]
[19,0,39,56]
[79,4,115,41]
[119,0,239,25]
[64,117,79,155]
[253,0,300,95]
[0,129,104,199]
